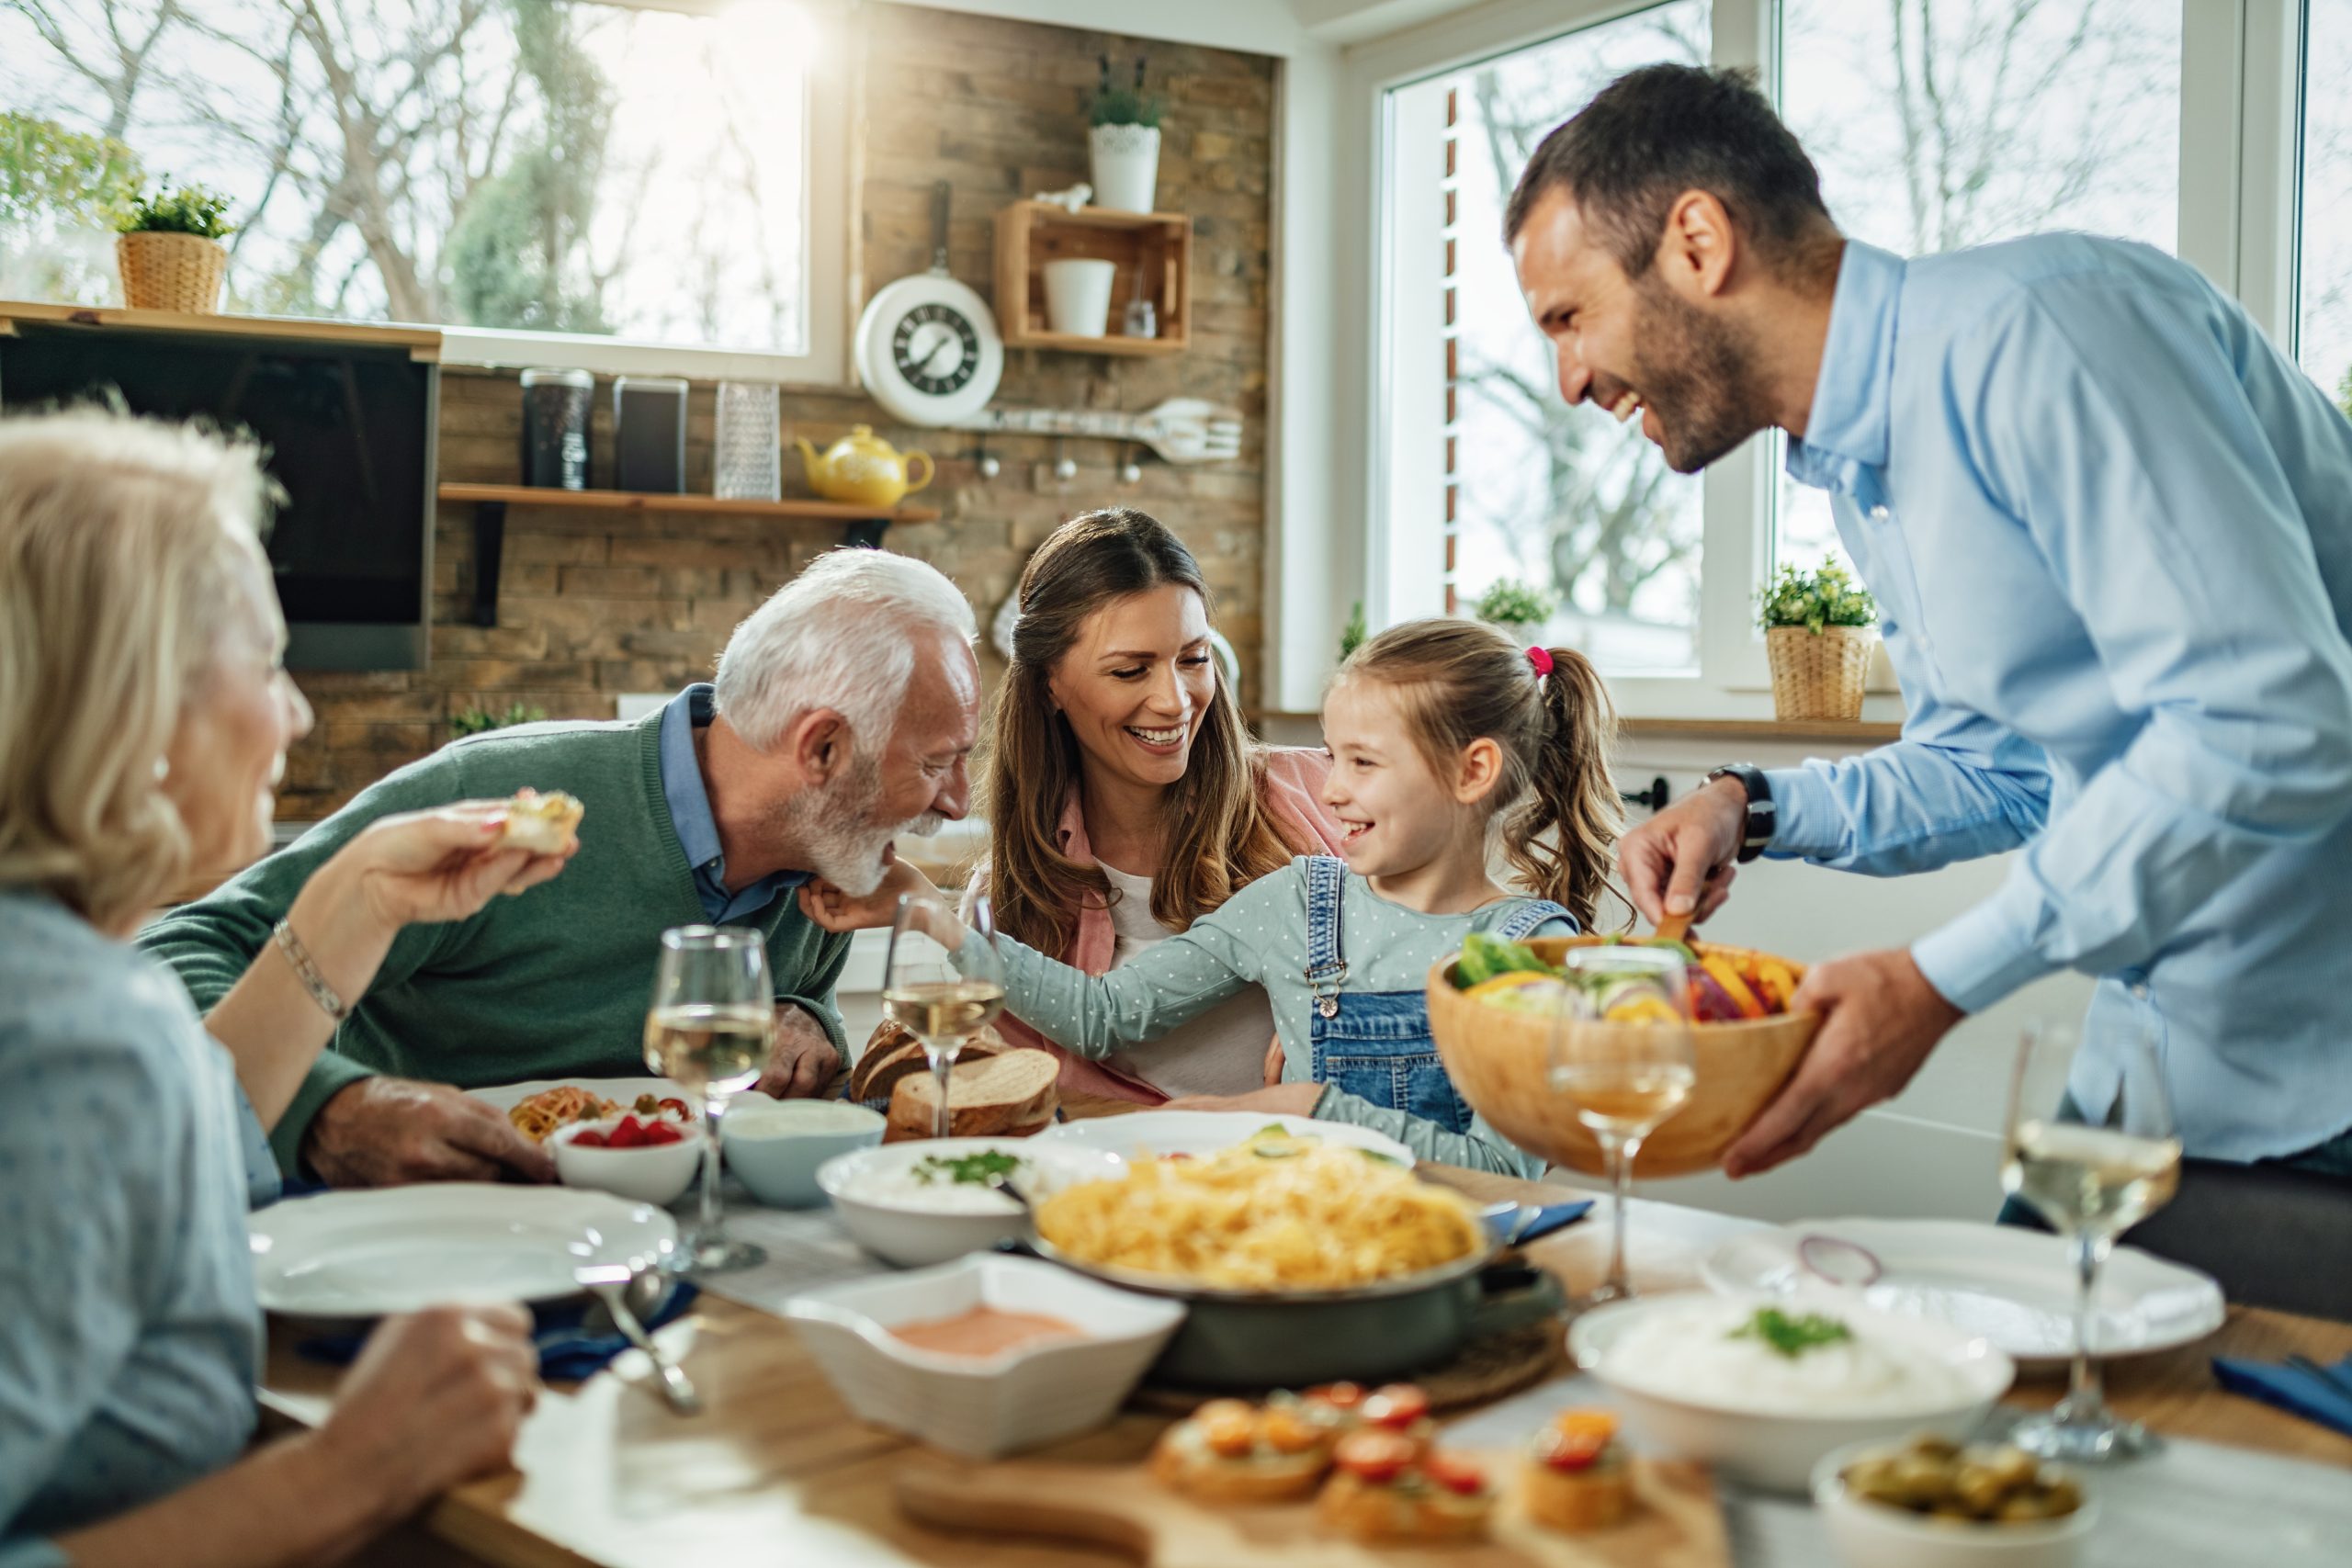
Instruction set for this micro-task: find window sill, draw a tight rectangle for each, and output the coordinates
[1621,716,1902,744]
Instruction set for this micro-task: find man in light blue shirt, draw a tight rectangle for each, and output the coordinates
[1509,65,2352,1176]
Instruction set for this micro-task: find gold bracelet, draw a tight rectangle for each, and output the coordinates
[272,918,351,1023]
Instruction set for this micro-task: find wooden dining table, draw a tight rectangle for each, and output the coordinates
[259,1151,2352,1568]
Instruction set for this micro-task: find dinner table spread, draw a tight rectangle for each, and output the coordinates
[254,1101,2352,1568]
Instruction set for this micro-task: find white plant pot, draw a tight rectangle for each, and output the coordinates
[1088,123,1161,214]
[1042,258,1117,337]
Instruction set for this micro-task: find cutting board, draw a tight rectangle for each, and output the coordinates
[895,1450,1729,1567]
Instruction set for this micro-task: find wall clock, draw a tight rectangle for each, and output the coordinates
[854,181,1004,427]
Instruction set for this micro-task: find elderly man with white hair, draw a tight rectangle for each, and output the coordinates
[141,548,980,1189]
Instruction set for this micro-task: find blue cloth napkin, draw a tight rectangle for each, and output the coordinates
[2211,1352,2352,1440]
[295,1280,701,1382]
[1493,1199,1594,1246]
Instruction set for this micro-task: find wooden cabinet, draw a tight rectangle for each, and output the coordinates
[992,201,1190,356]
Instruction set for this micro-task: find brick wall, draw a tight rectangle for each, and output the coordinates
[282,3,1276,821]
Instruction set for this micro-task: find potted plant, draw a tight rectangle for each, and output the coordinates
[448,702,548,739]
[1473,578,1555,638]
[1089,55,1162,215]
[1758,558,1878,721]
[116,180,234,314]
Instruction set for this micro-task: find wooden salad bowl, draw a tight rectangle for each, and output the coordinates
[1425,935,1818,1179]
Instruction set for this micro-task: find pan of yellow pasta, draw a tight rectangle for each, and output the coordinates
[1017,1127,1561,1389]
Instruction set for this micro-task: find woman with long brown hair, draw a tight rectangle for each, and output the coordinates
[973,508,1343,1100]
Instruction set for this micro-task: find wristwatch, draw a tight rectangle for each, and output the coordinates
[1705,763,1777,863]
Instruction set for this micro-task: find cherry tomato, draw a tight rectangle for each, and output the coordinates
[1362,1384,1430,1430]
[1333,1429,1418,1484]
[1535,1427,1606,1472]
[1420,1453,1487,1496]
[1306,1381,1366,1411]
[658,1097,692,1120]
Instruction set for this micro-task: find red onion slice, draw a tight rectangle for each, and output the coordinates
[1798,1233,1884,1288]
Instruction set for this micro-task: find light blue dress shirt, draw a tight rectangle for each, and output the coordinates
[0,893,267,1568]
[1770,236,2352,1161]
[659,683,808,923]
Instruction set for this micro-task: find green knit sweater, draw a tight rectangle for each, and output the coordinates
[137,712,850,1176]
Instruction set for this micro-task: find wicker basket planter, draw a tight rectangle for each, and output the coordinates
[1766,624,1875,721]
[117,231,228,314]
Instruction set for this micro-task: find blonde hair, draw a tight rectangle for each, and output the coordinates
[1336,618,1623,931]
[0,406,277,928]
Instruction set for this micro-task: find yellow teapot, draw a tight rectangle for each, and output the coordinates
[796,425,934,509]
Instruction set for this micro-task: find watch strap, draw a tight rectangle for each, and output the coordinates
[1706,763,1777,863]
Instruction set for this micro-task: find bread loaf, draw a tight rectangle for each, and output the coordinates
[848,1020,1007,1107]
[884,1047,1059,1141]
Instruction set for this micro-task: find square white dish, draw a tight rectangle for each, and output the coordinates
[783,1254,1185,1459]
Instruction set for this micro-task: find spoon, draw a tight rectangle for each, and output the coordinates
[576,1264,701,1415]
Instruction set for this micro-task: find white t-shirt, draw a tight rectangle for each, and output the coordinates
[1096,861,1279,1098]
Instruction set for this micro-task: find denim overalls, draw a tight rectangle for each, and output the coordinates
[1301,856,1567,1134]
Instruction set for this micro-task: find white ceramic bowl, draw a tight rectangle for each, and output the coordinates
[1569,1293,2016,1493]
[1812,1439,2098,1568]
[723,1100,886,1208]
[549,1116,705,1206]
[784,1254,1186,1458]
[817,1137,1127,1267]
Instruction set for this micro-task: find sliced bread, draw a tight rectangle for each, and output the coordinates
[885,1046,1059,1141]
[848,1020,1006,1107]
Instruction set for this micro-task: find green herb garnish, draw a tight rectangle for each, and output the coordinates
[1731,1307,1853,1359]
[912,1149,1022,1187]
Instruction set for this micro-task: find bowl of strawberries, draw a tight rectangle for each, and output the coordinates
[550,1111,705,1206]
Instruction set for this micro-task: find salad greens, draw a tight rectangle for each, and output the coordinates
[911,1149,1023,1187]
[1456,931,1552,986]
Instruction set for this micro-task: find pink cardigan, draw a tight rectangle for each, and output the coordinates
[968,748,1347,1104]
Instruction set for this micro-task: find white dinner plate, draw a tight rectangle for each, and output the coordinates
[1702,1217,2225,1365]
[1035,1110,1415,1168]
[248,1184,678,1316]
[469,1076,686,1114]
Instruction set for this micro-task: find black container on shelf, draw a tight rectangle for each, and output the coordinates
[614,376,687,493]
[519,367,594,490]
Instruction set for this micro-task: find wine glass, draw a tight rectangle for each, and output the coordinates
[1547,946,1698,1308]
[643,925,773,1272]
[880,892,1006,1139]
[2001,1018,2181,1461]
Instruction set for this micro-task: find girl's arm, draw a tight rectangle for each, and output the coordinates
[1310,1089,1549,1179]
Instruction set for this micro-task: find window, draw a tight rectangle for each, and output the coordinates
[2303,0,2352,403]
[1774,0,2185,577]
[1386,3,1713,677]
[0,0,844,379]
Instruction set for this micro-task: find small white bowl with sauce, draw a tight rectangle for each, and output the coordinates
[721,1100,886,1208]
[782,1254,1187,1459]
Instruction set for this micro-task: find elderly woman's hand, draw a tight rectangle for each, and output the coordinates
[330,800,577,931]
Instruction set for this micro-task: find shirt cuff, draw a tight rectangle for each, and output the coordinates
[1760,764,1847,862]
[269,1051,379,1179]
[1911,895,2057,1014]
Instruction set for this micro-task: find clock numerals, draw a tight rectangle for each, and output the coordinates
[892,302,981,397]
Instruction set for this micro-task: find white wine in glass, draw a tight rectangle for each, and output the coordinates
[2001,1019,2181,1461]
[644,925,774,1272]
[880,893,1006,1139]
[1548,946,1696,1309]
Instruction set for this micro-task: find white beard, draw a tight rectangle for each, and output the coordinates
[796,763,946,897]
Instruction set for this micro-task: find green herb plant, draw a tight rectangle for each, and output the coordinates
[1091,54,1163,129]
[1757,558,1876,635]
[913,1149,1023,1186]
[119,179,235,240]
[1474,578,1555,633]
[1339,599,1368,661]
[448,702,548,739]
[1732,1306,1855,1358]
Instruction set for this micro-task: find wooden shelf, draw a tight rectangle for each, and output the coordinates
[0,299,442,361]
[437,483,939,628]
[994,202,1190,355]
[1620,717,1903,743]
[436,482,940,525]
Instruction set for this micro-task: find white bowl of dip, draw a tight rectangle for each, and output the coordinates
[1570,1292,2015,1493]
[783,1254,1186,1458]
[722,1100,886,1208]
[816,1138,1127,1267]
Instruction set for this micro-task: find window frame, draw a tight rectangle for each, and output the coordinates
[1345,0,2309,722]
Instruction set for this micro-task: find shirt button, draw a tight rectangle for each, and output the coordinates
[2131,982,2150,1001]
[1869,505,1891,523]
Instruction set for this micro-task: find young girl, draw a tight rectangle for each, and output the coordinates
[802,618,1623,1174]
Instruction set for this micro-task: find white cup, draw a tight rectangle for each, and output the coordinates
[1043,258,1118,337]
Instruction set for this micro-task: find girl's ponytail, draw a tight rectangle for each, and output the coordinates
[1501,645,1622,931]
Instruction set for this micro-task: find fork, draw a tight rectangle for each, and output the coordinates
[944,398,1244,465]
[576,1265,701,1415]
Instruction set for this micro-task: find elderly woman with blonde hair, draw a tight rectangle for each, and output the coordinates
[0,407,567,1568]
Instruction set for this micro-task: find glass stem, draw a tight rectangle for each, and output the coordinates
[1605,1132,1635,1292]
[931,1047,952,1140]
[697,1092,726,1247]
[2064,1230,2108,1422]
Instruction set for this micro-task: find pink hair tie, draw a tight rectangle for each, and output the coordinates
[1526,646,1555,678]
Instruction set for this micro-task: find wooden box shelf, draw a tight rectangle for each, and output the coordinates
[993,201,1190,356]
